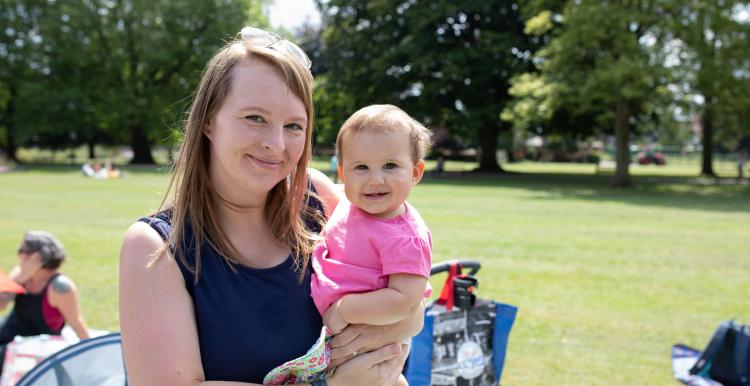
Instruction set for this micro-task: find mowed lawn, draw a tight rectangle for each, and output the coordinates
[0,162,748,385]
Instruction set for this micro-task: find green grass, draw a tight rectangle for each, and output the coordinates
[0,161,748,385]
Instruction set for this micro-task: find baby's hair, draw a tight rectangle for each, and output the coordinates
[336,104,432,165]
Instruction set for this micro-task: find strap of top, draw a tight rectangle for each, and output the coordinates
[139,211,173,243]
[137,179,324,286]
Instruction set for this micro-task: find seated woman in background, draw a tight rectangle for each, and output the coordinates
[0,231,90,374]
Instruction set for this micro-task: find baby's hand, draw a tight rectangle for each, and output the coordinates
[323,303,349,335]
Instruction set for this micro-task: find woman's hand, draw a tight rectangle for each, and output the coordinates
[17,253,43,284]
[328,300,424,368]
[327,343,406,386]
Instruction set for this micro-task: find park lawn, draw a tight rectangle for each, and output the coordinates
[0,163,748,385]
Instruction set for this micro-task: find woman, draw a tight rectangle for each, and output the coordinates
[119,27,422,385]
[0,231,90,374]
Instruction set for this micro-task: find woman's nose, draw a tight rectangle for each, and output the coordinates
[261,126,285,152]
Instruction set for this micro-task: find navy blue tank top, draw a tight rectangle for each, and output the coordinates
[140,194,324,383]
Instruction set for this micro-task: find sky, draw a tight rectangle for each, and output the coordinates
[268,0,321,32]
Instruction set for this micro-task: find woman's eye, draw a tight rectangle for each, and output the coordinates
[245,115,265,123]
[384,162,398,170]
[285,123,304,131]
[354,165,368,171]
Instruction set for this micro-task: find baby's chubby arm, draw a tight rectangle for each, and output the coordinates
[324,273,428,334]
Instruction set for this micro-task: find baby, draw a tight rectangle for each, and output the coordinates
[313,104,434,384]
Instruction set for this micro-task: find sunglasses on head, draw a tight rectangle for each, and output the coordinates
[240,26,312,69]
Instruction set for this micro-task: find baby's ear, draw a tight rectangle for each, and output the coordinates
[337,164,344,182]
[412,160,425,184]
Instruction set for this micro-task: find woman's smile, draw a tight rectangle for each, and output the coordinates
[245,154,283,171]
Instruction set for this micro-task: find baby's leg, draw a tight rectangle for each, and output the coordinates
[392,374,408,386]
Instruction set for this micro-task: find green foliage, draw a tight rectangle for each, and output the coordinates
[524,10,554,36]
[1,0,270,163]
[316,0,538,171]
[504,0,750,179]
[662,0,750,173]
[501,72,557,130]
[505,1,675,186]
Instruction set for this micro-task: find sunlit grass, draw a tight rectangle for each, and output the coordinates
[0,163,747,385]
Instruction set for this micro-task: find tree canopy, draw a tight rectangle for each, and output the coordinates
[1,0,269,163]
[504,0,750,184]
[315,0,538,171]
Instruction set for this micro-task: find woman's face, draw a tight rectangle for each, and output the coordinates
[205,59,308,202]
[17,242,33,261]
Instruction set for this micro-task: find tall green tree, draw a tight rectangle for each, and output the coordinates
[53,0,269,163]
[506,1,668,187]
[316,0,537,172]
[664,1,750,176]
[6,0,268,164]
[0,0,47,162]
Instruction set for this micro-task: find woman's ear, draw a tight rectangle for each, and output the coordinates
[204,120,213,140]
[412,160,425,184]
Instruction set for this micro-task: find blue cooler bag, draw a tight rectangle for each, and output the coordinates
[404,260,517,386]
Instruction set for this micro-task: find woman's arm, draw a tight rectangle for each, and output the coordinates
[120,221,209,386]
[47,275,90,339]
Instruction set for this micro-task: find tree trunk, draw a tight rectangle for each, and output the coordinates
[475,125,504,173]
[88,141,96,160]
[613,99,631,188]
[3,82,18,162]
[129,124,155,164]
[700,101,715,177]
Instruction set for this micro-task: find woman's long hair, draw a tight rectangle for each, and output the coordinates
[153,33,321,281]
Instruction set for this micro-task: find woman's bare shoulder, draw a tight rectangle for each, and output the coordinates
[120,221,173,270]
[309,168,343,215]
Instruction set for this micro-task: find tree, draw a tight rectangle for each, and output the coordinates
[506,1,668,187]
[4,0,269,164]
[316,0,537,172]
[0,0,48,162]
[664,1,750,176]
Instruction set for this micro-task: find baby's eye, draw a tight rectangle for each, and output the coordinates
[245,115,266,123]
[354,164,368,171]
[285,123,304,131]
[384,162,398,170]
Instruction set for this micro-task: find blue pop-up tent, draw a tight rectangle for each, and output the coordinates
[15,333,126,386]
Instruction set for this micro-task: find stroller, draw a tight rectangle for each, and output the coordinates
[404,260,517,386]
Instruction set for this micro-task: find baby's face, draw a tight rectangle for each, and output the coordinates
[338,130,424,219]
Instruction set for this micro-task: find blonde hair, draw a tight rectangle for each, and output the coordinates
[154,30,321,281]
[336,104,432,165]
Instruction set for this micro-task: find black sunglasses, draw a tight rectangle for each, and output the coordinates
[17,247,35,255]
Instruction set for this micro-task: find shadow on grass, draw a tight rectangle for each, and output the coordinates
[419,171,750,214]
[8,164,748,213]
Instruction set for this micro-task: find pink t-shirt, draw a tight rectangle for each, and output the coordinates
[310,199,433,316]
